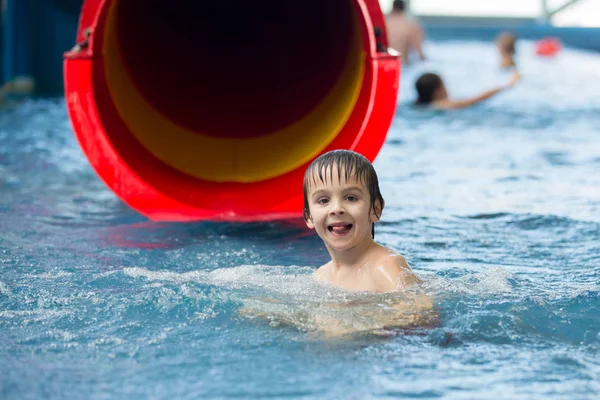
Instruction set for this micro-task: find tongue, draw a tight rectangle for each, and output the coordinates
[332,225,350,234]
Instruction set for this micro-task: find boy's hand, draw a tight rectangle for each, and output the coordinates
[507,70,521,88]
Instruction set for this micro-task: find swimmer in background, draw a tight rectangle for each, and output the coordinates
[496,32,517,69]
[385,0,425,65]
[415,70,521,110]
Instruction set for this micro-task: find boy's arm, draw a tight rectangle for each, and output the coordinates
[373,255,422,293]
[434,88,504,110]
[434,70,520,110]
[373,256,435,324]
[312,263,330,282]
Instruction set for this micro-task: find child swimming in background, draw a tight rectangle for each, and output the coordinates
[496,32,517,69]
[415,70,520,110]
[303,149,424,293]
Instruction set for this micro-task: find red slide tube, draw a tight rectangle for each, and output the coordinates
[64,0,400,222]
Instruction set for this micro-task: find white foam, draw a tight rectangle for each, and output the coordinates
[0,281,12,296]
[123,265,438,337]
[0,309,73,320]
[124,266,210,283]
[424,267,514,296]
[123,265,323,298]
[25,270,73,279]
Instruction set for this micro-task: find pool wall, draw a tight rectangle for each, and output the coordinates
[1,4,599,94]
[421,16,600,52]
[1,0,80,95]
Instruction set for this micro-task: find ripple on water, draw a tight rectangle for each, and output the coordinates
[2,41,600,399]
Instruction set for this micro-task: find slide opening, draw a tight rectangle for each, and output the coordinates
[114,0,360,139]
[99,0,366,183]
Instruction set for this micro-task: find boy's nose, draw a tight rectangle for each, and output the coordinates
[329,200,345,215]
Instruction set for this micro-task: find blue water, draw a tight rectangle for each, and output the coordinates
[1,41,600,399]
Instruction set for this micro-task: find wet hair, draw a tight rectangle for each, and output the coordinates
[497,32,517,55]
[415,72,443,105]
[303,149,385,239]
[392,0,406,11]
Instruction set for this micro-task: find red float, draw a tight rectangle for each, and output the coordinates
[535,37,562,57]
[63,0,400,221]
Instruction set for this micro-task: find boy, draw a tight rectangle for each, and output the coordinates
[303,149,423,293]
[240,152,435,337]
[415,70,520,110]
[496,32,517,69]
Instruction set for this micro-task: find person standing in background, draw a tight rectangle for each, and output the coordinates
[385,0,425,65]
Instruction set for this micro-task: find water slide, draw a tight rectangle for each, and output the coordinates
[63,0,401,222]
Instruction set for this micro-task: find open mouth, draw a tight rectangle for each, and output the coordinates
[327,222,353,235]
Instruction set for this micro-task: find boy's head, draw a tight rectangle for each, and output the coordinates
[496,32,517,55]
[392,0,406,12]
[415,72,446,105]
[303,150,385,239]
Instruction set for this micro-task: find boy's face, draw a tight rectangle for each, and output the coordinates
[304,165,380,252]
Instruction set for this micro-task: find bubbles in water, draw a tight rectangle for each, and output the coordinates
[0,281,12,296]
[124,265,439,338]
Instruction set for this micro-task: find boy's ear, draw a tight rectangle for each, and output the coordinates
[370,200,384,223]
[305,218,315,229]
[304,213,315,229]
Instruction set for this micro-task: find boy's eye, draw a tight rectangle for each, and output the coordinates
[316,198,329,205]
[345,195,358,202]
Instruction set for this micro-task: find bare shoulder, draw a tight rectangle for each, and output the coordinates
[431,99,454,110]
[313,261,332,282]
[371,251,423,292]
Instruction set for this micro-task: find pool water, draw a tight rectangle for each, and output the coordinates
[1,40,599,399]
